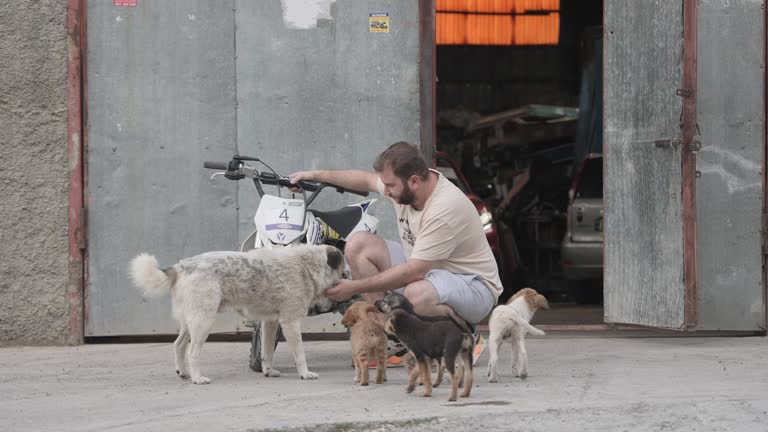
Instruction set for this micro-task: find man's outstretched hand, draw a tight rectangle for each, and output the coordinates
[325,279,359,302]
[288,171,316,185]
[288,171,316,192]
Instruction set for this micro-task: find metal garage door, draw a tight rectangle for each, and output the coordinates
[86,0,426,335]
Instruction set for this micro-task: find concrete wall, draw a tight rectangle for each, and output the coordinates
[0,1,70,345]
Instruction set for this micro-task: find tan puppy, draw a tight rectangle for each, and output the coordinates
[487,287,548,383]
[341,301,388,386]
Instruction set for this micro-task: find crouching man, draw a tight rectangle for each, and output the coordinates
[290,141,503,363]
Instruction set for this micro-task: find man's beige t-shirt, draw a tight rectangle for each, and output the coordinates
[377,170,503,300]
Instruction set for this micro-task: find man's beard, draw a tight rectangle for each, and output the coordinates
[394,185,415,205]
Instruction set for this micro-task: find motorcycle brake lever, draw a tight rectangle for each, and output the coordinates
[209,172,226,180]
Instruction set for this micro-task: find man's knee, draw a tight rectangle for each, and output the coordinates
[403,282,467,324]
[403,282,439,315]
[344,232,379,258]
[344,232,392,275]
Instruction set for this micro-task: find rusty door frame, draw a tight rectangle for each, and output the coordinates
[67,0,85,345]
[419,0,436,164]
[681,0,699,329]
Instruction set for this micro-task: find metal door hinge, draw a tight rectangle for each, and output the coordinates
[691,135,702,152]
[654,136,702,152]
[676,88,693,97]
[654,139,681,149]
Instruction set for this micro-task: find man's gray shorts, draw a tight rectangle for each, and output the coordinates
[386,240,496,323]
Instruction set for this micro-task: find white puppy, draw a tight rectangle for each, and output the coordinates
[129,244,344,384]
[487,287,549,382]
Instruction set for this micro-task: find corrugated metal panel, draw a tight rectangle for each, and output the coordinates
[234,0,418,249]
[695,0,765,331]
[233,0,421,333]
[86,0,242,335]
[465,13,512,45]
[85,0,424,336]
[604,0,686,329]
[436,0,559,45]
[515,13,559,45]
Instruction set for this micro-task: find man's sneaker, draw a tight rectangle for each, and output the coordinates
[368,338,408,368]
[468,322,486,366]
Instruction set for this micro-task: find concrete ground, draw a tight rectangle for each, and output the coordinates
[2,335,768,432]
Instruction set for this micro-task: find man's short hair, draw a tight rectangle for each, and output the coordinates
[373,141,429,183]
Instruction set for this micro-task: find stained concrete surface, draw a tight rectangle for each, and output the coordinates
[1,336,767,431]
[0,0,70,345]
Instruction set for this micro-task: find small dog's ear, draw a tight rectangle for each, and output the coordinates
[393,292,415,314]
[341,308,356,328]
[364,303,379,315]
[326,246,344,270]
[384,318,396,336]
[537,294,550,310]
[375,299,390,314]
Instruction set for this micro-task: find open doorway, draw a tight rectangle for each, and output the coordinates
[435,0,604,326]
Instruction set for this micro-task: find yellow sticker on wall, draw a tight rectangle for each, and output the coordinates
[369,13,389,33]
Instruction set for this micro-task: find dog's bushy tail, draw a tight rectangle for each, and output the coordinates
[511,312,546,336]
[130,253,174,297]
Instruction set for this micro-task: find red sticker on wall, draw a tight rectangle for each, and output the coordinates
[114,0,137,6]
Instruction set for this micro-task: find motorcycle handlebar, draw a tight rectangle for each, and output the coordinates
[242,167,369,196]
[329,184,369,197]
[203,161,229,170]
[259,174,319,192]
[204,156,369,197]
[260,176,369,197]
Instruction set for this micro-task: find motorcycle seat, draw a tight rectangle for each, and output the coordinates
[310,206,363,238]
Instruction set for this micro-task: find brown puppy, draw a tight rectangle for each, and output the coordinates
[377,292,473,401]
[341,301,388,386]
[404,353,468,389]
[404,353,442,386]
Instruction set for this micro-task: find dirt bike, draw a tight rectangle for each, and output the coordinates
[204,155,378,372]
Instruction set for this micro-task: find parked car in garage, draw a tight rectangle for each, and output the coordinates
[561,153,603,281]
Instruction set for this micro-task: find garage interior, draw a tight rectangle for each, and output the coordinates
[434,0,604,326]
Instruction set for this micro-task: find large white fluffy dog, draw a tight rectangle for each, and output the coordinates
[129,244,345,384]
[487,288,548,383]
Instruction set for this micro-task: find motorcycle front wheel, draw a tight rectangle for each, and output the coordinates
[248,321,283,373]
[242,229,281,372]
[241,229,346,372]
